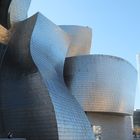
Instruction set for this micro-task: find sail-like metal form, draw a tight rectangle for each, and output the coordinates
[30,13,94,140]
[60,25,92,57]
[8,0,31,26]
[0,0,31,28]
[0,13,94,140]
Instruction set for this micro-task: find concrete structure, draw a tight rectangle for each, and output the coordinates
[59,25,92,57]
[8,0,31,26]
[0,0,95,140]
[0,0,137,140]
[64,55,137,140]
[0,0,31,28]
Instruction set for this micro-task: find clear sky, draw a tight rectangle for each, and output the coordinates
[28,0,140,109]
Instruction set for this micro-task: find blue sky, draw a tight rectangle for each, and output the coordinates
[28,0,140,109]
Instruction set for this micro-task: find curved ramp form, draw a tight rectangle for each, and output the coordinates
[0,13,94,140]
[64,55,137,115]
[8,0,31,26]
[60,25,92,57]
[0,0,12,28]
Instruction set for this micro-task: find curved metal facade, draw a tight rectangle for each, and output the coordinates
[0,0,30,28]
[0,14,58,139]
[30,13,94,140]
[64,55,137,115]
[0,13,94,140]
[59,25,92,57]
[8,0,31,26]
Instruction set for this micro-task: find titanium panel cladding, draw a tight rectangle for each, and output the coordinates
[0,13,94,140]
[8,0,31,25]
[64,55,137,115]
[60,25,92,57]
[30,13,94,140]
[0,14,59,140]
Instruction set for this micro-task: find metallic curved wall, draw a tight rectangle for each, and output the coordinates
[8,0,31,26]
[0,13,94,140]
[64,55,137,115]
[59,25,92,57]
[30,13,94,140]
[0,14,59,140]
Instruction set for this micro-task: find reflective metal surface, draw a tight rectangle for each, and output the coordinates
[0,14,58,140]
[64,55,137,115]
[30,13,94,140]
[0,0,31,27]
[0,13,94,140]
[8,0,31,26]
[60,25,92,57]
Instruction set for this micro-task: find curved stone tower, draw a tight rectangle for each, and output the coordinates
[64,55,137,140]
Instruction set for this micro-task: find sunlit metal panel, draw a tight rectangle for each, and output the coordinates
[64,55,137,115]
[0,13,95,140]
[8,0,31,25]
[60,25,92,57]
